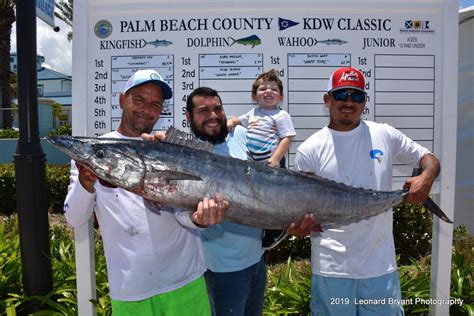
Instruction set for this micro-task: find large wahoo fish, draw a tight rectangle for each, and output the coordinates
[47,129,452,229]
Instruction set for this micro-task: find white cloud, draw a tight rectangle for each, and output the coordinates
[11,17,72,76]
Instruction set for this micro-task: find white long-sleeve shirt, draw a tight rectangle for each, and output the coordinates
[64,131,206,301]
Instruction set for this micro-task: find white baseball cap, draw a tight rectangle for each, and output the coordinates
[123,69,173,100]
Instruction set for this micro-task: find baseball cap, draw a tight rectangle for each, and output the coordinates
[327,67,365,93]
[123,69,173,100]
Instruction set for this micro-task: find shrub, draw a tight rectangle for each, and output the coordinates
[265,236,311,265]
[264,257,312,315]
[0,215,111,315]
[0,164,17,215]
[398,225,474,315]
[0,217,472,315]
[0,217,23,309]
[0,163,70,215]
[450,225,474,316]
[46,165,70,214]
[0,128,20,139]
[48,124,72,137]
[393,203,433,264]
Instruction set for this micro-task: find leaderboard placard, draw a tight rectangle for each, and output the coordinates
[83,2,443,181]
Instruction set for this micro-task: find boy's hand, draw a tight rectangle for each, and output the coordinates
[226,117,239,132]
[265,157,280,168]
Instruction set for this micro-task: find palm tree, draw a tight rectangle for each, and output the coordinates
[0,0,15,129]
[55,0,73,41]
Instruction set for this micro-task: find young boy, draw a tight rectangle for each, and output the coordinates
[227,69,296,248]
[227,69,296,168]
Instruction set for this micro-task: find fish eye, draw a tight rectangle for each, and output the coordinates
[95,149,106,158]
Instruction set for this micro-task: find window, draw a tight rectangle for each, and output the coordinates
[37,85,44,97]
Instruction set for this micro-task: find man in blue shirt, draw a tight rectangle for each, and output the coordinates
[184,86,265,315]
[144,86,316,315]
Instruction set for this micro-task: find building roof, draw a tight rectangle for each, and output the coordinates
[37,67,72,81]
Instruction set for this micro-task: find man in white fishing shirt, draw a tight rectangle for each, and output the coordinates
[293,67,441,316]
[64,69,228,315]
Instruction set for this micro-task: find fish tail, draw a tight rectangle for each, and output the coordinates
[229,37,236,46]
[410,167,452,223]
[423,197,453,223]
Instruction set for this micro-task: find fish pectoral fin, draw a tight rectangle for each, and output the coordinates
[160,170,202,181]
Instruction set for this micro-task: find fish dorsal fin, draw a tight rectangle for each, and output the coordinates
[164,127,213,152]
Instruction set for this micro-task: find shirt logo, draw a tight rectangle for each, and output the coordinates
[370,149,384,163]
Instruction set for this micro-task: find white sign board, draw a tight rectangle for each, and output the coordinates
[72,1,458,315]
[74,1,452,186]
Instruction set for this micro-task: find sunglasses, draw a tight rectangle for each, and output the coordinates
[330,90,366,103]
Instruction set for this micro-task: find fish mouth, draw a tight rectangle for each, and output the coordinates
[46,136,92,161]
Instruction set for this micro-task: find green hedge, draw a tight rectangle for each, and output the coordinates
[47,124,72,137]
[393,203,433,264]
[0,129,20,139]
[0,124,71,139]
[1,217,471,315]
[0,163,70,215]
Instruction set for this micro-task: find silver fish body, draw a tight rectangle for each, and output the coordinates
[48,134,443,229]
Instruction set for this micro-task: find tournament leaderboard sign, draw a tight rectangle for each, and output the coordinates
[77,2,446,185]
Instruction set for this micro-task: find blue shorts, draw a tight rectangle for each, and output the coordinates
[204,257,266,316]
[311,271,405,316]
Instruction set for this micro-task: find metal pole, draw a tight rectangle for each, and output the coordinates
[14,0,53,313]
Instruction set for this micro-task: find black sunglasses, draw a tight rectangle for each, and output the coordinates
[330,90,366,103]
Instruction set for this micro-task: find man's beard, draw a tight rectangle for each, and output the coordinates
[190,117,229,144]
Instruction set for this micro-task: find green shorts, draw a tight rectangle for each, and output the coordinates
[111,276,210,316]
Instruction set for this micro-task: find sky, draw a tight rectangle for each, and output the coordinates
[11,17,73,76]
[9,1,473,77]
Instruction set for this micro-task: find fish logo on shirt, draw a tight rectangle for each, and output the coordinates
[370,149,384,163]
